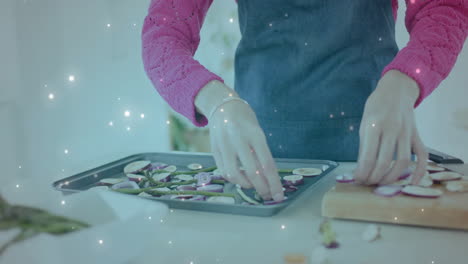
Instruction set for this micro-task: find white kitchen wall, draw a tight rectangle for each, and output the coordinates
[2,0,172,185]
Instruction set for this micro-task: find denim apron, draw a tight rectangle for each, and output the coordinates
[234,0,399,161]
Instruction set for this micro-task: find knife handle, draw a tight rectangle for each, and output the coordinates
[427,147,464,164]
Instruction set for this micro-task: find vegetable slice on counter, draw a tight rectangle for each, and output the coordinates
[123,160,152,174]
[373,185,403,197]
[319,219,339,249]
[401,185,443,198]
[187,163,203,170]
[335,173,355,183]
[429,172,462,182]
[362,224,381,242]
[293,168,322,177]
[283,175,304,186]
[445,181,468,192]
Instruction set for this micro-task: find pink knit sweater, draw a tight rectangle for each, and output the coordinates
[142,0,468,127]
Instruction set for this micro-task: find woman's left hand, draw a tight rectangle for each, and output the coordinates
[354,70,428,185]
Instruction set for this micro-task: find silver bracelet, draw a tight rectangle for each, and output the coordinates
[207,97,249,121]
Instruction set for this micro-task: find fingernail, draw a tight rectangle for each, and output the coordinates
[273,193,284,202]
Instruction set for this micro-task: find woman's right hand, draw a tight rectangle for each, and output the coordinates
[195,81,284,202]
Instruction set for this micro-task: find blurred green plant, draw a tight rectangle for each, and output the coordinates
[169,113,211,153]
[0,194,90,255]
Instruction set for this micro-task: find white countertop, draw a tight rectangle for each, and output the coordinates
[3,152,468,264]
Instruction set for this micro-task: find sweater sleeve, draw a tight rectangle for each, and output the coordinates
[382,0,468,107]
[142,0,225,127]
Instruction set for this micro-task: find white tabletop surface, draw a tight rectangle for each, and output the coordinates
[3,152,468,264]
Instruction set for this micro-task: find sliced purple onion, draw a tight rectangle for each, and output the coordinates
[126,174,146,182]
[293,167,322,177]
[263,196,288,205]
[427,163,445,173]
[98,178,126,186]
[123,160,152,174]
[164,165,177,173]
[398,167,413,180]
[401,185,443,198]
[176,184,196,191]
[429,172,462,182]
[149,162,168,171]
[187,163,203,170]
[175,174,194,181]
[196,184,223,193]
[374,185,403,197]
[195,172,212,186]
[335,173,355,183]
[283,175,304,186]
[283,185,299,193]
[111,181,140,190]
[152,172,171,182]
[171,194,194,200]
[189,195,206,201]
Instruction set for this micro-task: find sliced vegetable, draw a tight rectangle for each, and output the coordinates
[374,185,403,197]
[263,197,288,205]
[427,163,445,173]
[175,174,194,181]
[171,194,194,200]
[164,165,177,173]
[206,196,235,204]
[111,181,140,190]
[195,172,212,186]
[335,173,354,183]
[88,186,109,191]
[152,172,171,182]
[445,181,468,192]
[417,172,433,187]
[189,195,206,201]
[187,163,203,170]
[176,185,196,191]
[196,184,223,193]
[319,219,339,249]
[236,186,260,205]
[283,185,299,193]
[362,224,380,242]
[127,174,146,182]
[402,185,443,198]
[283,175,304,186]
[429,172,462,182]
[98,178,126,186]
[123,160,151,174]
[293,168,322,177]
[137,192,153,198]
[150,162,168,170]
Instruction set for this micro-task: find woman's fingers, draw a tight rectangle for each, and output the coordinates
[219,136,253,189]
[210,135,224,173]
[233,136,271,200]
[411,130,429,185]
[250,133,284,202]
[381,129,412,185]
[367,134,397,185]
[355,123,381,184]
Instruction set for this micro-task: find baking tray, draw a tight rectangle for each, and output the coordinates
[52,152,338,217]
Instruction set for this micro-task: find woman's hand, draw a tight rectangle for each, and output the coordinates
[354,70,428,185]
[195,81,284,202]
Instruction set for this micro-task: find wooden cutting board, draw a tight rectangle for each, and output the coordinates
[321,182,468,230]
